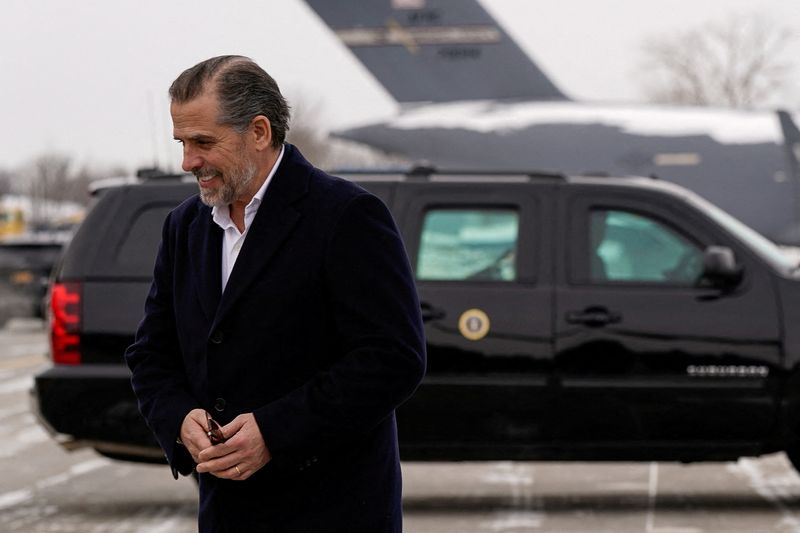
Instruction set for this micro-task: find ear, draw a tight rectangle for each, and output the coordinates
[250,115,273,151]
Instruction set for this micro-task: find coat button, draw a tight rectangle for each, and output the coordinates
[210,331,224,344]
[213,398,226,412]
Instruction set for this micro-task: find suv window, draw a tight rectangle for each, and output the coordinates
[114,205,173,276]
[590,209,703,283]
[416,208,518,282]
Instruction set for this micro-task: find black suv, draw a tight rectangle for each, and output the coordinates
[32,169,800,472]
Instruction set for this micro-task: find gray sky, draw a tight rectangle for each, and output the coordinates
[1,0,798,173]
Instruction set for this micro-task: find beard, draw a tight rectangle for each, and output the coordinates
[195,155,258,208]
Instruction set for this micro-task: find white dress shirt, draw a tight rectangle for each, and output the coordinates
[211,145,285,292]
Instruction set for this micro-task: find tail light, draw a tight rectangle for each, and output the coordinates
[50,282,81,364]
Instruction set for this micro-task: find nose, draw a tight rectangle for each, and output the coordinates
[181,145,203,172]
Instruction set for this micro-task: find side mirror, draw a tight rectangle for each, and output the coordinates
[702,246,742,288]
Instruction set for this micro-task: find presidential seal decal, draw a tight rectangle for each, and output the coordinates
[458,308,490,341]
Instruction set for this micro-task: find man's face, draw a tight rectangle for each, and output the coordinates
[171,90,258,207]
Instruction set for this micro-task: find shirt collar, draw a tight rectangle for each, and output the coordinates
[211,144,285,229]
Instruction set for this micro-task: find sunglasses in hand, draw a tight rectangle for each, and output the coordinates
[206,411,227,445]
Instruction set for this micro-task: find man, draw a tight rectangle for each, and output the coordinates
[125,55,426,532]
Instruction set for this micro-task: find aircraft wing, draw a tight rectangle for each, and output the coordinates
[304,0,568,103]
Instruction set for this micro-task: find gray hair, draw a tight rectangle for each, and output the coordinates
[169,55,290,148]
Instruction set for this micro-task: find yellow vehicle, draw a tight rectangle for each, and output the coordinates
[0,207,26,238]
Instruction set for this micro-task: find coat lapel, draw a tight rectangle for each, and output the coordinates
[211,144,311,330]
[188,205,223,321]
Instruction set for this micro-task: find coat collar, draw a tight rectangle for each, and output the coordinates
[200,143,312,329]
[188,209,222,321]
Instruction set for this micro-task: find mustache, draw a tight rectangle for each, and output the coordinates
[193,167,219,180]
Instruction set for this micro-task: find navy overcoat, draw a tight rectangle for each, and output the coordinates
[125,144,426,532]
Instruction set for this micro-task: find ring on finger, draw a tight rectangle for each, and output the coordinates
[235,465,242,476]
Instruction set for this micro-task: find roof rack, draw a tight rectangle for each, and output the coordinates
[88,169,192,195]
[407,163,437,176]
[136,167,189,180]
[136,167,167,179]
[332,163,566,181]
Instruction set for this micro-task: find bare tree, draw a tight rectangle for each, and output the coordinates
[67,163,128,204]
[637,13,794,108]
[285,93,410,170]
[26,153,72,225]
[18,154,128,204]
[0,169,11,197]
[285,95,333,167]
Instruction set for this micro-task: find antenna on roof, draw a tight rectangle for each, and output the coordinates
[407,162,437,176]
[136,168,169,179]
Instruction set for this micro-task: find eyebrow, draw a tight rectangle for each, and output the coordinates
[173,133,216,143]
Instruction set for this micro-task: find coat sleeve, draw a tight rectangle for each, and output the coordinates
[253,192,426,459]
[124,211,199,478]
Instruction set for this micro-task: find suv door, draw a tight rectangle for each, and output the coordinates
[393,181,556,458]
[555,186,781,450]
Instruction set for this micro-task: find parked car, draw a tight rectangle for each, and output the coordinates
[0,235,66,324]
[31,168,800,473]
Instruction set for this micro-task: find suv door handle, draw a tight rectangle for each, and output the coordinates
[565,306,621,327]
[420,302,446,323]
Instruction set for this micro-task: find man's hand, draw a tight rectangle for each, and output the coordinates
[179,408,214,463]
[196,413,271,480]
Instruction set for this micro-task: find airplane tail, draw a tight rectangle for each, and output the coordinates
[775,111,800,243]
[779,110,800,191]
[304,0,568,103]
[779,110,800,167]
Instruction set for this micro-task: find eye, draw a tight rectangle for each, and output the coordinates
[193,138,216,148]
